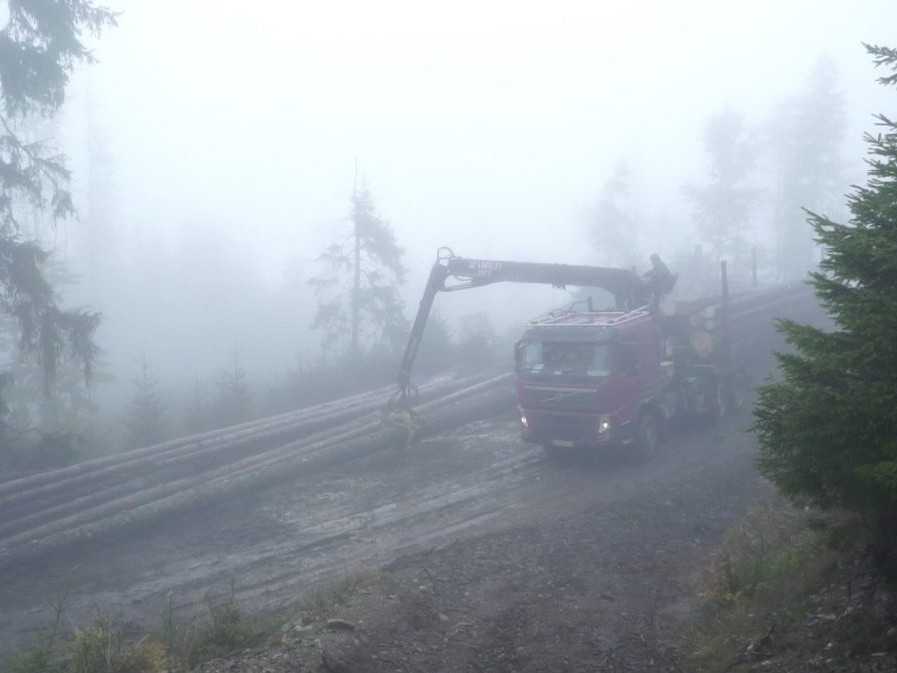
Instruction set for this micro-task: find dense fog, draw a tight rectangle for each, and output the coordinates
[2,0,895,457]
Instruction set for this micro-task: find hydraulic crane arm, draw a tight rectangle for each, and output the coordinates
[396,247,648,397]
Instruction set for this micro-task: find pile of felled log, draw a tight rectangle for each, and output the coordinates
[0,373,515,570]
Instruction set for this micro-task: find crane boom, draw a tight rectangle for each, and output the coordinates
[396,248,649,396]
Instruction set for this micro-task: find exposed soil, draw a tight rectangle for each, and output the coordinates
[260,415,773,673]
[721,569,897,673]
[2,402,775,671]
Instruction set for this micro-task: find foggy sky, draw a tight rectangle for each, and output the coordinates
[74,0,893,263]
[34,0,897,402]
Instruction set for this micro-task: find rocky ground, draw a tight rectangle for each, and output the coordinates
[2,407,812,671]
[283,437,770,673]
[201,412,774,672]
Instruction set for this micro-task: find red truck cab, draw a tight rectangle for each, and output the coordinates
[515,307,668,453]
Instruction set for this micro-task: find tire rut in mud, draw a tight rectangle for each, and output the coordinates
[1,407,763,663]
[0,373,513,571]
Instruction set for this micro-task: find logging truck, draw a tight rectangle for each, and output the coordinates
[396,247,753,456]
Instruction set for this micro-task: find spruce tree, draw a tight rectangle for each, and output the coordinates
[754,44,897,559]
[0,1,115,432]
[183,378,212,436]
[768,56,847,281]
[214,356,252,426]
[590,162,640,269]
[415,311,455,373]
[456,313,497,372]
[309,185,407,358]
[126,357,165,448]
[685,109,757,268]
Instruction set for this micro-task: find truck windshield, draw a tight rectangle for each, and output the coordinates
[519,341,611,377]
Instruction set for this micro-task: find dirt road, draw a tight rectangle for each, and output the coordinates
[0,400,771,668]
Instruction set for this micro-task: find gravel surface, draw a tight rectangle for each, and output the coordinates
[278,414,774,672]
[1,407,773,671]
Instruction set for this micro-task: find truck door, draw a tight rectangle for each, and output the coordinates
[612,342,642,428]
[638,329,664,396]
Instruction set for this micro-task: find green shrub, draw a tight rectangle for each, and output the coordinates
[5,647,59,673]
[184,598,264,668]
[69,619,167,673]
[688,503,840,673]
[706,503,828,606]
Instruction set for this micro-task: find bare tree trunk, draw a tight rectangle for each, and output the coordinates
[352,201,360,358]
[351,165,361,359]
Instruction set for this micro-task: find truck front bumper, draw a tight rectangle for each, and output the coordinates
[520,409,633,449]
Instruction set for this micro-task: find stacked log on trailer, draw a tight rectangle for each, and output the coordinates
[671,282,820,373]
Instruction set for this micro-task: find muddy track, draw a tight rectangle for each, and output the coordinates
[0,287,822,658]
[0,373,469,516]
[0,284,812,545]
[0,404,764,659]
[0,373,515,570]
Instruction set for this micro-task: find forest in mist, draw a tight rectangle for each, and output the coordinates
[1,0,894,467]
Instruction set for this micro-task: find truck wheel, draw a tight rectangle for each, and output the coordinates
[635,412,660,459]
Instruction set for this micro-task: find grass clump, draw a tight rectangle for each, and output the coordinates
[5,646,59,673]
[687,499,840,672]
[155,583,272,670]
[3,584,272,673]
[297,571,384,625]
[4,619,167,673]
[70,619,167,673]
[708,502,829,606]
[181,597,266,668]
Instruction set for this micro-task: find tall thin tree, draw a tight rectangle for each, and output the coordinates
[767,56,847,281]
[309,181,407,357]
[126,357,165,448]
[0,1,115,434]
[685,109,757,269]
[589,162,640,269]
[351,162,361,356]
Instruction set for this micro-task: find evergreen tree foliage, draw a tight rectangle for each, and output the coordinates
[589,162,640,268]
[415,311,455,374]
[769,56,847,281]
[1,258,106,466]
[214,356,252,427]
[0,1,115,433]
[685,109,757,267]
[754,44,897,560]
[309,186,407,357]
[183,378,213,436]
[456,312,498,371]
[126,357,165,448]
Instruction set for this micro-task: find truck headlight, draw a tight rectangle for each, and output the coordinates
[597,415,611,434]
[519,408,529,429]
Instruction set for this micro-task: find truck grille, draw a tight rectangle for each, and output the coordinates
[520,385,595,412]
[528,412,595,442]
